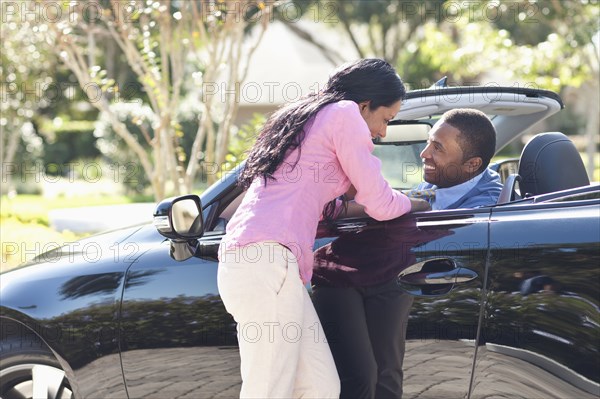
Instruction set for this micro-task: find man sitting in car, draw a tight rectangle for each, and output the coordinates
[416,108,503,209]
[312,108,504,399]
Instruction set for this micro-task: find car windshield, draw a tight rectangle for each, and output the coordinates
[373,142,426,190]
[372,122,430,190]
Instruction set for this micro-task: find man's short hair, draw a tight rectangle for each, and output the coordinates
[442,108,496,172]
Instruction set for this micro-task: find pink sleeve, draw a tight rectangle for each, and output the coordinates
[329,102,411,221]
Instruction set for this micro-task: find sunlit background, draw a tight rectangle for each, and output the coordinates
[1,0,599,271]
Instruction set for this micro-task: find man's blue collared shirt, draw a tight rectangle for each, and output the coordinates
[417,168,504,210]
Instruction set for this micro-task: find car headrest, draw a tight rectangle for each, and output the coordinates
[518,132,589,197]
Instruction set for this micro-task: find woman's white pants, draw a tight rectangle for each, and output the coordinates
[218,242,340,398]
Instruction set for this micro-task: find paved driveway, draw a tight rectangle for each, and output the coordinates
[76,341,593,398]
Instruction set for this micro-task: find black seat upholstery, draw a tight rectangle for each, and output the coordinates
[518,132,589,197]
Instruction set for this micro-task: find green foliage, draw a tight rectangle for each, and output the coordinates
[0,5,54,123]
[92,102,157,193]
[38,120,100,170]
[491,0,599,50]
[542,106,587,137]
[289,0,446,62]
[221,113,265,175]
[4,0,598,197]
[394,1,599,91]
[289,1,598,92]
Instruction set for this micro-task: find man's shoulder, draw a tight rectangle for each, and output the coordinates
[460,169,503,207]
[478,168,503,190]
[447,169,503,209]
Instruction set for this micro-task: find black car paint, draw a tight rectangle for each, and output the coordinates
[2,179,598,398]
[470,197,600,398]
[404,86,564,108]
[1,225,149,398]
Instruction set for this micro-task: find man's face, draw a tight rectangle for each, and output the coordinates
[420,120,475,188]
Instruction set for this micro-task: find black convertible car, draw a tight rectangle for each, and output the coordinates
[1,86,599,399]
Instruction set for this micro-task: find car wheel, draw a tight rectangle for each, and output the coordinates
[0,340,72,399]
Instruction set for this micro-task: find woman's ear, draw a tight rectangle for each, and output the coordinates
[358,100,371,112]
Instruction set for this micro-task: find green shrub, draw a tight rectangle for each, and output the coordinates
[39,119,100,171]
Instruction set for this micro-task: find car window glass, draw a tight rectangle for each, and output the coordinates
[203,191,246,234]
[494,159,519,183]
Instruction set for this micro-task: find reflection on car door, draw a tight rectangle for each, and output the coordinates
[119,237,241,398]
[316,208,492,398]
[470,198,600,398]
[404,209,491,399]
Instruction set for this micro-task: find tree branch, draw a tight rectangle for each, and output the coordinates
[280,20,343,66]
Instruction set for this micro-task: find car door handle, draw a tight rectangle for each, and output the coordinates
[399,267,478,285]
[398,258,478,286]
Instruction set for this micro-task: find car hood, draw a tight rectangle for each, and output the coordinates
[0,224,163,320]
[5,223,159,271]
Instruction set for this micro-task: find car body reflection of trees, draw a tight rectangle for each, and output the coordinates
[480,250,599,382]
[46,288,239,397]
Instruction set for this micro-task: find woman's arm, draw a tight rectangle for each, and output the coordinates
[329,104,411,221]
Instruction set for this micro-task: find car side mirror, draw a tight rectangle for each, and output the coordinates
[153,194,203,261]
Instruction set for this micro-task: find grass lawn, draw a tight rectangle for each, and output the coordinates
[1,194,152,225]
[0,216,83,273]
[0,194,152,273]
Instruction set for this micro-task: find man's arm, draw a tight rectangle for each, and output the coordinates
[344,197,430,218]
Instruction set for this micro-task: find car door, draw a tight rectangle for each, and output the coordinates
[469,189,600,398]
[119,222,241,398]
[315,207,493,399]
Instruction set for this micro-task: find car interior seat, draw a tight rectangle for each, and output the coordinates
[497,132,590,203]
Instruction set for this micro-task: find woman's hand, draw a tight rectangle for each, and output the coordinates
[409,198,431,212]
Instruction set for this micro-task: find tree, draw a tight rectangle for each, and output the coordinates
[286,1,598,89]
[285,0,445,76]
[0,3,56,194]
[489,0,599,177]
[398,1,598,175]
[41,0,273,199]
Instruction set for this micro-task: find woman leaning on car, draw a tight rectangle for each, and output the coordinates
[217,58,430,398]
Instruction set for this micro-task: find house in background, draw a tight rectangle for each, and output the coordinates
[235,20,358,125]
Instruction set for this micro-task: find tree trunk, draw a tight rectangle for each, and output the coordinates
[1,123,22,195]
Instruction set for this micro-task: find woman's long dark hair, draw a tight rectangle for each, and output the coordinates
[237,58,407,188]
